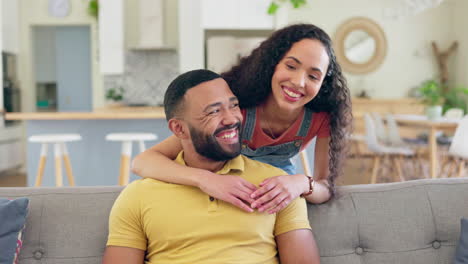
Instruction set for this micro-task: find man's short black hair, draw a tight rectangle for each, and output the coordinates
[164,69,222,121]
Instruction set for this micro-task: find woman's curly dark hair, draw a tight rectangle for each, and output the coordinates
[221,24,352,197]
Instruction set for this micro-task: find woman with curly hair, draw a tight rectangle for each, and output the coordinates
[131,23,352,213]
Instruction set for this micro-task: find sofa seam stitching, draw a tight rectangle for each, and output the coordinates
[349,192,363,263]
[424,184,440,263]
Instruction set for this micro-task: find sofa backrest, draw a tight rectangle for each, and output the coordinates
[308,178,468,264]
[1,178,467,264]
[1,186,123,264]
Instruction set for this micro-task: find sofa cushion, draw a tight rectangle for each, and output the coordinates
[453,218,468,264]
[0,197,29,264]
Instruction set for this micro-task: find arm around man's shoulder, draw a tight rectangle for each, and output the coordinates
[103,180,148,264]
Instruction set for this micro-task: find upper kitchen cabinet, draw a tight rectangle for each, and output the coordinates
[99,0,124,74]
[126,0,177,50]
[202,0,274,30]
[2,0,20,53]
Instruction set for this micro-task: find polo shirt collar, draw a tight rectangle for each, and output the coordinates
[175,151,244,175]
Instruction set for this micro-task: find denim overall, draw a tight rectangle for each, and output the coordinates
[241,107,313,175]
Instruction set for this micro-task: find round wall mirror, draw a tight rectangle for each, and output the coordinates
[334,17,387,74]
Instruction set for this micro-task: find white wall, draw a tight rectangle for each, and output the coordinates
[18,0,102,111]
[453,0,468,87]
[2,0,19,53]
[287,0,456,98]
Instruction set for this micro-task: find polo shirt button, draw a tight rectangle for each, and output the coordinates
[355,247,364,255]
[432,240,441,249]
[242,144,247,149]
[295,141,301,147]
[33,250,43,260]
[209,196,215,202]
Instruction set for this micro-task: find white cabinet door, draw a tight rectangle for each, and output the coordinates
[202,0,273,29]
[138,0,164,48]
[99,0,124,74]
[202,0,238,29]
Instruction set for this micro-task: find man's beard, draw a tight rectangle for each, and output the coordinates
[188,122,242,162]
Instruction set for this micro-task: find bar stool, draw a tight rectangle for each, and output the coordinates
[105,133,157,186]
[29,134,82,187]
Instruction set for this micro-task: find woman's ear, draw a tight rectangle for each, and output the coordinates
[168,119,190,140]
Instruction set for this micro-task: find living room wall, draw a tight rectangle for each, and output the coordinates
[453,0,468,87]
[287,0,460,98]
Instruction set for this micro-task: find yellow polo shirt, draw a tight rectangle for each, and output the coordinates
[107,152,311,264]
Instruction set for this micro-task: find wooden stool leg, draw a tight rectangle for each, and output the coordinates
[300,150,312,176]
[458,160,466,178]
[34,143,48,187]
[62,143,76,186]
[54,143,63,187]
[118,141,132,186]
[139,140,146,153]
[370,155,381,184]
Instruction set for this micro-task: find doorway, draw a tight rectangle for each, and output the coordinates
[32,26,92,112]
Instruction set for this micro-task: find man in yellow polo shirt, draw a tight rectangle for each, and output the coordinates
[103,70,320,264]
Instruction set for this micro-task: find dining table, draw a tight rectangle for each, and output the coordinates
[393,114,460,179]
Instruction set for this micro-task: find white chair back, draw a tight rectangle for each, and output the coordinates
[386,114,405,146]
[449,116,468,159]
[444,108,464,119]
[371,112,388,143]
[364,113,384,153]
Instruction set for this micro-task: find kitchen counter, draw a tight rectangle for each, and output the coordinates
[7,106,171,187]
[5,107,166,120]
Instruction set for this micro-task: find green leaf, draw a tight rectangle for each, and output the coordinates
[291,0,307,8]
[88,0,99,19]
[267,2,280,14]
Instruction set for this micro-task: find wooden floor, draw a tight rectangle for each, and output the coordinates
[0,168,27,187]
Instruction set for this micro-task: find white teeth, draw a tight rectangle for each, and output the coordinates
[221,131,236,139]
[284,89,301,98]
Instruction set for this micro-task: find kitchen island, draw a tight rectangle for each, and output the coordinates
[5,107,171,186]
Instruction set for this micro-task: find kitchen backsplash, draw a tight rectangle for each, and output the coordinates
[103,50,179,106]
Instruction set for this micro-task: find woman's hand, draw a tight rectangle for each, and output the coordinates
[197,173,258,213]
[250,174,309,214]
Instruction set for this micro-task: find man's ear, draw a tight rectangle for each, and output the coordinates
[168,119,190,140]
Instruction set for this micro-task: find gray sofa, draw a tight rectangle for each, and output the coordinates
[1,178,467,264]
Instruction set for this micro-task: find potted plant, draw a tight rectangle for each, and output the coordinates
[105,87,125,108]
[419,80,444,120]
[443,86,468,114]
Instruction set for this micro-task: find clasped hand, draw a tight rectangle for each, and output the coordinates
[199,174,308,214]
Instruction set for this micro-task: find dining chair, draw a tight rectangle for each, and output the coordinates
[364,114,415,184]
[386,114,429,177]
[371,112,389,144]
[442,116,468,177]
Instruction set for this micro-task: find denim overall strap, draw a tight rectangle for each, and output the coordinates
[296,107,313,138]
[241,107,257,142]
